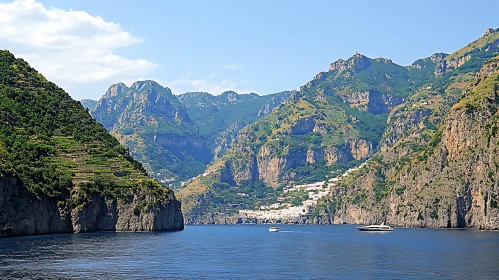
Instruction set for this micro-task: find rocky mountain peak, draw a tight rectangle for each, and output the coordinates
[430,53,448,63]
[130,80,162,92]
[329,52,371,72]
[329,58,345,71]
[220,91,239,102]
[484,27,499,36]
[375,57,393,64]
[105,82,128,97]
[127,80,176,104]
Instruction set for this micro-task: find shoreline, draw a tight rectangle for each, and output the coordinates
[184,222,499,231]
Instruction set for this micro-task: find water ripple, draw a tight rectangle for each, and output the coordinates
[0,225,498,279]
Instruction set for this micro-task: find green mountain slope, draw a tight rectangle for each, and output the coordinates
[91,81,210,182]
[179,28,499,226]
[209,53,438,186]
[0,51,183,237]
[178,90,293,158]
[307,29,499,230]
[314,56,499,230]
[90,85,292,184]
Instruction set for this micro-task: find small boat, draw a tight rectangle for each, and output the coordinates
[268,227,280,232]
[356,222,393,232]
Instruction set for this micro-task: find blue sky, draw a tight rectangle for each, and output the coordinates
[1,0,498,100]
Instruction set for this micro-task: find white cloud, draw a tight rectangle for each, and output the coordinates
[223,64,241,70]
[0,0,156,98]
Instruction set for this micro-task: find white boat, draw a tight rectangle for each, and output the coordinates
[356,222,393,232]
[268,227,279,232]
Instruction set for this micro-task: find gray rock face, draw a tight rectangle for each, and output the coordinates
[329,53,371,73]
[311,60,499,230]
[290,117,316,135]
[72,193,184,232]
[0,176,184,238]
[344,90,403,114]
[0,177,72,237]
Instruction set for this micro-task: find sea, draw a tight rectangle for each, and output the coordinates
[0,225,498,279]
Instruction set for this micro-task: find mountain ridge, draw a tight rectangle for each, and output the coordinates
[178,28,499,227]
[89,82,293,183]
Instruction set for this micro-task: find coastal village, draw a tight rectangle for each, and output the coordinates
[238,160,370,221]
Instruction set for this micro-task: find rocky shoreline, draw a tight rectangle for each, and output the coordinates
[0,176,184,238]
[185,216,499,230]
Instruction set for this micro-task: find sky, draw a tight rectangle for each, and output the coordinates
[0,0,498,100]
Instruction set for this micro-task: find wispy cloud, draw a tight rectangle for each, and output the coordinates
[0,0,156,97]
[223,64,242,70]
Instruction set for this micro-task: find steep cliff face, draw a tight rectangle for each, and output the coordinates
[212,122,246,159]
[92,81,210,181]
[201,53,430,189]
[91,87,293,183]
[316,57,499,230]
[178,90,293,158]
[0,51,183,237]
[1,176,183,237]
[179,28,499,226]
[0,176,71,237]
[71,192,183,233]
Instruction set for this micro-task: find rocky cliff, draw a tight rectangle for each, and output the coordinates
[0,51,183,237]
[179,29,499,226]
[1,176,183,237]
[312,57,499,230]
[90,87,292,183]
[178,90,293,158]
[92,80,210,182]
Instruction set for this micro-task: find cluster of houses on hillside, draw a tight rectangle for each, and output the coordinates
[238,160,370,221]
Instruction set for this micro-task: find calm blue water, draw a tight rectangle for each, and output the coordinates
[0,225,498,279]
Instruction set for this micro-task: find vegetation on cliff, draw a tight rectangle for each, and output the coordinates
[0,50,175,217]
[90,84,293,183]
[180,29,499,226]
[91,81,210,181]
[311,49,499,229]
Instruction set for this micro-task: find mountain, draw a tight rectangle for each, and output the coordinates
[307,29,499,230]
[208,52,445,188]
[179,28,499,227]
[80,99,97,110]
[0,51,183,237]
[91,80,209,182]
[90,85,292,184]
[177,90,293,158]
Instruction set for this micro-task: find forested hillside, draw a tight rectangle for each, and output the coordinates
[0,51,183,237]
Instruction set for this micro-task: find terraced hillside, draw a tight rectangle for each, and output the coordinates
[48,136,149,185]
[0,50,183,237]
[92,81,209,182]
[90,85,293,184]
